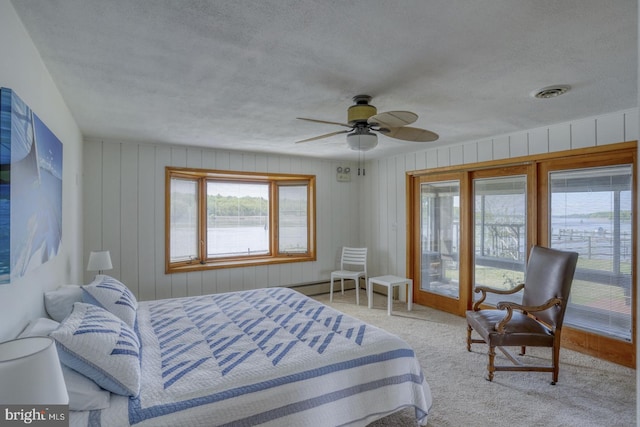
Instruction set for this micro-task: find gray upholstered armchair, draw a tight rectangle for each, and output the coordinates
[466,245,578,384]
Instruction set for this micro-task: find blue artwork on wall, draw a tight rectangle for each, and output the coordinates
[0,88,63,284]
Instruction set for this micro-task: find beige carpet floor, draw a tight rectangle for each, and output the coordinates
[312,290,636,427]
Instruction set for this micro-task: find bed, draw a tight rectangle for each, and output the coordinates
[37,276,431,426]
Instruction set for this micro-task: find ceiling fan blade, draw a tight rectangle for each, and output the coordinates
[297,117,352,128]
[379,126,439,142]
[367,111,418,128]
[295,129,350,144]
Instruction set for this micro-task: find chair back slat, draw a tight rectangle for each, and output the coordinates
[341,247,367,271]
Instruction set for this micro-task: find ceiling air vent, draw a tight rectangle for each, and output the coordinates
[532,85,571,99]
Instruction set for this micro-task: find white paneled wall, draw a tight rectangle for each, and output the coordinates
[362,108,638,300]
[84,108,638,302]
[83,141,363,300]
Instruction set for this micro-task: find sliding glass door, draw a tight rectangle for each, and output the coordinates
[473,173,528,306]
[412,174,465,313]
[407,143,635,366]
[420,180,460,297]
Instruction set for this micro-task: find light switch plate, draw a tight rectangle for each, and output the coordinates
[337,172,351,182]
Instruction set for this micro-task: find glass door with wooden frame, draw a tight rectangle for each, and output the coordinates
[413,176,462,313]
[407,142,635,366]
[472,171,529,306]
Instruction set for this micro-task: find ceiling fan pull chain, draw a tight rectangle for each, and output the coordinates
[362,151,366,176]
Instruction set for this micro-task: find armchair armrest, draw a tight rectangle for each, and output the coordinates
[493,297,563,333]
[472,283,525,311]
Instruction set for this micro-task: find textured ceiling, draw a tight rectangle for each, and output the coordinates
[10,0,638,160]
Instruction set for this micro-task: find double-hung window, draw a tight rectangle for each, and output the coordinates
[166,167,316,272]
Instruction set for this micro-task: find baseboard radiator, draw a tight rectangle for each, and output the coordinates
[287,279,394,298]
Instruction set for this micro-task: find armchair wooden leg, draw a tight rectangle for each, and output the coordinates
[466,325,472,352]
[551,345,560,385]
[486,346,496,382]
[520,346,526,356]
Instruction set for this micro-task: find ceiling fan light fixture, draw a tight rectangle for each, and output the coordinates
[346,129,378,151]
[531,85,571,99]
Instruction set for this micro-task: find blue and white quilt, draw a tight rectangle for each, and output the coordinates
[70,287,431,426]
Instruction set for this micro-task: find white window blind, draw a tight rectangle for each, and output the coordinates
[169,178,199,262]
[277,184,308,254]
[549,165,633,341]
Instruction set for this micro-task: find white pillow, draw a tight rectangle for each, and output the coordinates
[51,302,141,397]
[62,366,111,411]
[19,317,111,410]
[82,275,137,327]
[44,285,83,322]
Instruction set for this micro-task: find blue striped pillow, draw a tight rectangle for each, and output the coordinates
[82,275,137,328]
[51,302,141,396]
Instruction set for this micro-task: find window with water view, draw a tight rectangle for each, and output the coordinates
[166,168,316,272]
[549,166,633,341]
[206,182,270,258]
[409,143,635,365]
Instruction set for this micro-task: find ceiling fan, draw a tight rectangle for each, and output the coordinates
[295,94,439,151]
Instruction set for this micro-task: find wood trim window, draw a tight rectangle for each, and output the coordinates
[165,167,316,273]
[407,141,636,367]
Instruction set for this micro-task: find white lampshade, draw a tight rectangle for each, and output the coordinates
[0,337,68,404]
[346,130,378,151]
[87,250,113,273]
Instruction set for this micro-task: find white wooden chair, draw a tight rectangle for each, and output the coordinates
[330,247,368,305]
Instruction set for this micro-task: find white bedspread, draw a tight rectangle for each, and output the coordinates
[71,287,431,426]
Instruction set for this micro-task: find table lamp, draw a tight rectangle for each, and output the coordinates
[87,250,113,275]
[0,336,68,404]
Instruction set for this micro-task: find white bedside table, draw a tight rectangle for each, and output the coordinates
[367,275,413,316]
